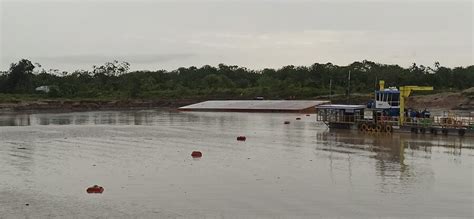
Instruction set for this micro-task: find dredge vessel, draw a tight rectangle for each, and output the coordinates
[316,81,474,137]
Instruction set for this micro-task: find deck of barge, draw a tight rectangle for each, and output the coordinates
[179,100,329,113]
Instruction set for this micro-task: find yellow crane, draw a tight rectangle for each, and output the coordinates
[399,85,433,126]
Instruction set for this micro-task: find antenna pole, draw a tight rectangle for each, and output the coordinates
[329,78,332,103]
[347,70,351,103]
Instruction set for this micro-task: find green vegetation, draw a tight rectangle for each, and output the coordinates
[0,59,473,102]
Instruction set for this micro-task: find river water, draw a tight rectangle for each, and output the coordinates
[0,110,473,218]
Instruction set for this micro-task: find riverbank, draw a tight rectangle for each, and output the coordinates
[1,89,472,112]
[0,99,201,113]
[408,88,474,111]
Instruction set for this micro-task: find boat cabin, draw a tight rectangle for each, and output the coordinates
[366,88,401,117]
[374,89,400,109]
[316,104,366,129]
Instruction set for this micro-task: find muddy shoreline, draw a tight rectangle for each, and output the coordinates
[0,99,202,113]
[1,92,472,113]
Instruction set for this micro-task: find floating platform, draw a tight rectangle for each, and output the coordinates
[179,100,329,113]
[316,104,474,137]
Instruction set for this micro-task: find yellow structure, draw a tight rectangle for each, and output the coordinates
[399,85,433,126]
[379,80,385,91]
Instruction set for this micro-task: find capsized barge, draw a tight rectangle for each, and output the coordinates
[316,81,474,137]
[179,100,329,113]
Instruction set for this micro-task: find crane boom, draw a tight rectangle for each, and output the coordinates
[399,86,434,126]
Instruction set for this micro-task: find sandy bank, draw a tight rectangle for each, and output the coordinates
[408,88,474,111]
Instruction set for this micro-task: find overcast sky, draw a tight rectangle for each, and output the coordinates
[1,0,472,72]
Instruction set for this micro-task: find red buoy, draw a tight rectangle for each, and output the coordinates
[296,117,301,120]
[86,185,104,194]
[237,136,246,141]
[191,151,202,158]
[284,121,290,124]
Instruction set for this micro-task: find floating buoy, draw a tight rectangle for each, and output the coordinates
[284,121,290,124]
[296,118,301,120]
[306,114,310,116]
[86,185,104,194]
[191,151,202,158]
[237,136,246,141]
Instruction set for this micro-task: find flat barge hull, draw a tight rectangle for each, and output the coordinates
[324,121,474,137]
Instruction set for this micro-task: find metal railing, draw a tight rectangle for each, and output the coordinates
[317,113,364,124]
[317,111,474,129]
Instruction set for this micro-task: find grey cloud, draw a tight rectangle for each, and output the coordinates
[35,53,196,64]
[1,0,472,71]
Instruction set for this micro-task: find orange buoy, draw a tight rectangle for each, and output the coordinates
[237,136,246,141]
[296,118,301,120]
[86,185,104,194]
[284,121,290,124]
[191,151,202,158]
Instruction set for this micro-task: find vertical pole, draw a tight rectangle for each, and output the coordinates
[329,78,332,103]
[347,70,351,103]
[348,70,351,96]
[399,87,405,126]
[375,73,377,91]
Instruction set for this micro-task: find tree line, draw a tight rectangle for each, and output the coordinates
[0,59,473,100]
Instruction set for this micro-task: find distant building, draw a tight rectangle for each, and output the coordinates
[35,86,50,93]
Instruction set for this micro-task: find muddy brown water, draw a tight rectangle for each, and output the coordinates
[0,110,473,218]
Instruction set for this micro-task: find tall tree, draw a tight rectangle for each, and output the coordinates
[3,59,35,93]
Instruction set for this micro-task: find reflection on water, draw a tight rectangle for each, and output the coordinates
[0,110,177,126]
[316,130,473,194]
[0,110,473,217]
